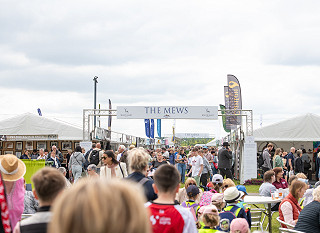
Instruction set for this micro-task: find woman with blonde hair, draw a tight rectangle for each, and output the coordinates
[49,179,150,233]
[100,150,127,179]
[273,148,283,168]
[176,177,203,204]
[279,180,308,228]
[222,178,235,192]
[296,173,307,180]
[126,148,157,201]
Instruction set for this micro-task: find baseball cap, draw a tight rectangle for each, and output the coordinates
[236,185,248,195]
[230,218,249,233]
[212,174,223,184]
[206,182,214,188]
[211,193,224,204]
[198,206,206,215]
[186,185,200,197]
[203,205,219,215]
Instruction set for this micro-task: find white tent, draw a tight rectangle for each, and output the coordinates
[253,113,320,152]
[0,113,83,140]
[206,139,218,146]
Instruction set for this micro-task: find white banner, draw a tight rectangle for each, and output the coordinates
[241,143,257,184]
[175,133,211,138]
[4,135,58,141]
[117,106,218,119]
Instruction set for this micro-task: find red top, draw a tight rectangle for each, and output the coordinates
[279,193,301,228]
[272,178,288,189]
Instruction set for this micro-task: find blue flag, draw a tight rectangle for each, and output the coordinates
[157,119,161,138]
[37,108,42,116]
[144,119,150,138]
[150,119,154,138]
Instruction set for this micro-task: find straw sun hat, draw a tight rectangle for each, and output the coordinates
[223,187,242,203]
[0,154,26,182]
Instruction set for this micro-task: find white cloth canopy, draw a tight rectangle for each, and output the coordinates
[253,113,320,152]
[0,113,83,140]
[253,113,320,142]
[206,139,217,146]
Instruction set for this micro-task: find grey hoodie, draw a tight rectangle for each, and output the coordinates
[68,152,85,170]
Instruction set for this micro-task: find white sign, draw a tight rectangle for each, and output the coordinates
[5,135,58,141]
[117,106,218,119]
[241,143,257,184]
[95,127,109,140]
[245,136,255,143]
[175,133,211,138]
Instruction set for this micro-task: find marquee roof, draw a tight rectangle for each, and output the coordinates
[253,113,320,142]
[0,113,83,140]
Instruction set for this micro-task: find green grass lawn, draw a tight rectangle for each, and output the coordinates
[244,184,280,233]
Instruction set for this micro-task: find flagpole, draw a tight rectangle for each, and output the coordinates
[93,76,98,129]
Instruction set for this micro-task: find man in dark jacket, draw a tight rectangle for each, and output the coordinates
[295,149,304,174]
[218,142,233,179]
[286,147,295,173]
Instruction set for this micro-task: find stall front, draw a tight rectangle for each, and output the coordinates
[253,113,320,176]
[0,112,83,161]
[254,113,320,151]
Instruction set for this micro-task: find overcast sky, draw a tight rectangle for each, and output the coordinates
[1,0,320,140]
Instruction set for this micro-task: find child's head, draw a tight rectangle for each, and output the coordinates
[186,185,200,200]
[224,187,242,204]
[207,182,214,190]
[201,205,220,228]
[230,218,250,233]
[212,174,223,184]
[197,206,206,219]
[296,173,307,179]
[32,167,66,204]
[212,174,224,192]
[211,193,225,211]
[288,175,297,186]
[153,164,180,194]
[236,185,248,200]
[222,178,235,192]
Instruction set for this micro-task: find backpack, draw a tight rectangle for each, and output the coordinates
[304,160,311,170]
[89,150,100,166]
[199,191,214,207]
[257,153,264,168]
[181,201,199,221]
[217,211,236,232]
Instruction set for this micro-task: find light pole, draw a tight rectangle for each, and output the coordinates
[93,76,98,129]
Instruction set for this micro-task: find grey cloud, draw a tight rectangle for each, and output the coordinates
[0,1,246,66]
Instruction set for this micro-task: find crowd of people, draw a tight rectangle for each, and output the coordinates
[258,143,320,232]
[3,142,320,233]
